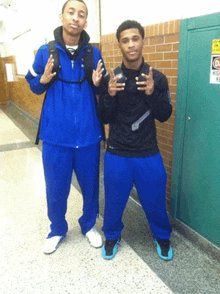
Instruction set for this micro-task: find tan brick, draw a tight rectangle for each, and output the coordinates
[168,124,174,131]
[165,33,179,43]
[164,68,178,77]
[156,44,172,52]
[105,57,113,63]
[167,77,172,84]
[159,23,164,36]
[104,62,110,70]
[174,20,180,33]
[149,61,156,68]
[144,26,151,38]
[150,36,164,45]
[157,135,168,145]
[171,93,177,101]
[164,22,169,34]
[156,61,172,68]
[172,60,179,68]
[166,144,173,153]
[167,115,175,124]
[100,35,106,43]
[169,21,175,34]
[102,44,107,52]
[149,25,154,37]
[114,56,121,63]
[149,53,164,61]
[164,52,179,60]
[154,24,159,36]
[106,44,114,51]
[144,38,149,46]
[143,45,156,53]
[142,53,149,61]
[173,43,179,51]
[112,34,117,43]
[168,84,178,92]
[171,77,177,85]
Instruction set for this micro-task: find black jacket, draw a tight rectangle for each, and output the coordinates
[98,61,172,157]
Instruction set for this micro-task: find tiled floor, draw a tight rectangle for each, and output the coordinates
[1,104,220,294]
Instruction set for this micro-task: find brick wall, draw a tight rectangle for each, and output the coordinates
[100,20,180,208]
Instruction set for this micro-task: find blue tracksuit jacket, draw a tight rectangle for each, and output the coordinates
[26,26,106,148]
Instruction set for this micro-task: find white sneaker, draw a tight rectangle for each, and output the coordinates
[85,227,103,248]
[43,236,64,254]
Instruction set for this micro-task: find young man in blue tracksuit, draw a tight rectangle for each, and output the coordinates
[26,0,106,254]
[98,20,173,261]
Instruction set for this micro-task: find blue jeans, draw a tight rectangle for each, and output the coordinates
[102,152,172,240]
[42,142,100,237]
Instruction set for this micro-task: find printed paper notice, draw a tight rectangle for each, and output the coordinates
[212,39,220,54]
[5,64,15,82]
[210,39,220,84]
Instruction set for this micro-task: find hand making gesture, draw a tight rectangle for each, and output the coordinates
[136,67,154,95]
[40,55,57,85]
[108,69,125,97]
[92,60,104,87]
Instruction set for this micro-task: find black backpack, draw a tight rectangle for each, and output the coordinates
[35,41,94,145]
[48,40,93,84]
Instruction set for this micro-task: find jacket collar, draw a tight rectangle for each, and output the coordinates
[53,26,90,59]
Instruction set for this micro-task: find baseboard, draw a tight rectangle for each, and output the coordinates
[7,99,39,126]
[171,217,220,263]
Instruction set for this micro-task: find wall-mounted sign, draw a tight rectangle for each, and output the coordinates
[210,39,220,84]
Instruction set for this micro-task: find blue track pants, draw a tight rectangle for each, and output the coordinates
[102,152,172,240]
[42,142,100,238]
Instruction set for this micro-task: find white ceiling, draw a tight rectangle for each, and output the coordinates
[0,0,18,21]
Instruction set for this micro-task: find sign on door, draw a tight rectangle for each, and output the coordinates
[210,39,220,84]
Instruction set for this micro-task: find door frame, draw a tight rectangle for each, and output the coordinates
[170,12,220,218]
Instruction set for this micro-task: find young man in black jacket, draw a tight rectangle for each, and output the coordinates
[98,20,173,261]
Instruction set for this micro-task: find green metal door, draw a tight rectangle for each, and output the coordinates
[171,13,220,247]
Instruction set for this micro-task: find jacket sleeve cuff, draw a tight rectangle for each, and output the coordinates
[34,75,48,94]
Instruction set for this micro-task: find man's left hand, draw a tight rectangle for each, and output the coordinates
[92,60,104,87]
[136,67,154,95]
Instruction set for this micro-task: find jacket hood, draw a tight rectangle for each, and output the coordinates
[53,26,90,59]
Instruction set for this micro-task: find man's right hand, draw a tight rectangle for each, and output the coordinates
[40,55,57,85]
[108,69,125,97]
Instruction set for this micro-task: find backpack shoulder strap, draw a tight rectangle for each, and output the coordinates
[48,40,60,78]
[83,44,93,83]
[35,41,59,145]
[113,65,127,83]
[103,65,126,84]
[138,62,150,81]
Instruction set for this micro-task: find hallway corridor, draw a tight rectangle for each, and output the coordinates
[1,104,220,294]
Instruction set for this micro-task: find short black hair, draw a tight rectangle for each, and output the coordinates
[62,0,88,17]
[116,20,145,41]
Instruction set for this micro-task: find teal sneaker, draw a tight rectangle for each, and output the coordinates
[101,238,121,260]
[155,239,173,261]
